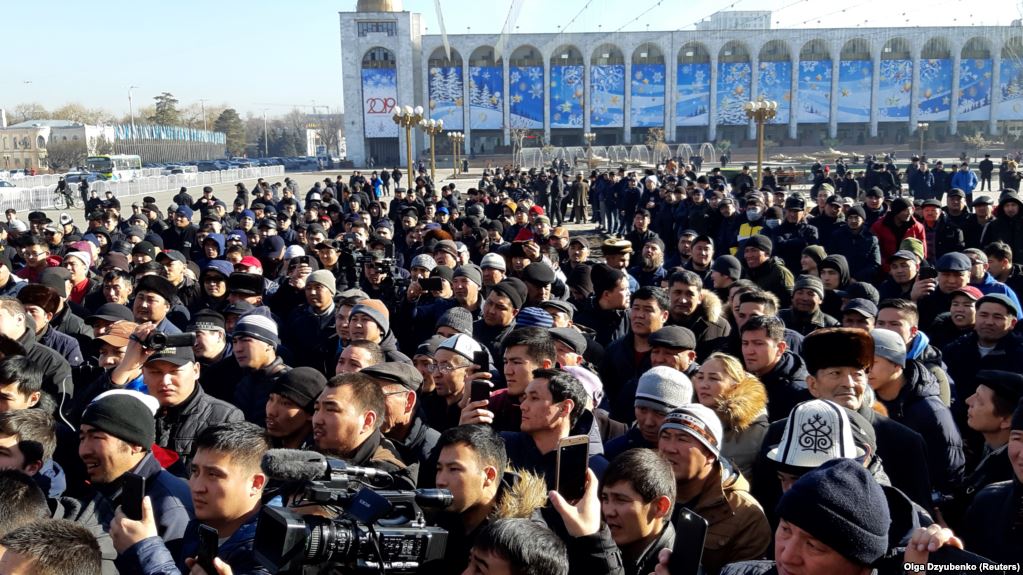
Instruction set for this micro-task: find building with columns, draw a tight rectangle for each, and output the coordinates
[341,0,1023,166]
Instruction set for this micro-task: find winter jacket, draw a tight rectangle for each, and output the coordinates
[743,257,795,308]
[684,462,772,575]
[878,360,965,495]
[668,291,731,361]
[757,350,812,423]
[764,221,819,274]
[574,298,630,347]
[950,169,979,196]
[82,452,194,561]
[964,479,1023,563]
[827,225,882,282]
[871,213,928,268]
[49,495,117,575]
[713,373,769,479]
[116,512,269,575]
[777,307,840,336]
[944,331,1023,413]
[942,443,1013,532]
[156,385,243,468]
[282,303,336,373]
[600,333,651,423]
[38,325,83,367]
[972,272,1023,319]
[907,331,953,407]
[501,411,609,490]
[981,212,1023,261]
[232,357,291,424]
[387,415,440,487]
[964,214,994,249]
[909,168,935,199]
[857,403,935,513]
[17,322,73,419]
[921,214,965,264]
[603,425,654,461]
[346,429,415,490]
[431,470,549,574]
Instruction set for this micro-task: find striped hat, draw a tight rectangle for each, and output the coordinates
[635,366,692,414]
[233,307,279,347]
[660,404,723,458]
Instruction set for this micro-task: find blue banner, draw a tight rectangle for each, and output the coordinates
[631,63,665,127]
[676,63,710,126]
[112,124,225,143]
[361,68,399,137]
[429,66,464,130]
[509,66,543,129]
[758,61,791,124]
[878,59,912,121]
[717,62,752,125]
[917,59,953,121]
[550,65,584,128]
[837,60,872,123]
[469,66,504,129]
[590,64,625,127]
[797,60,831,123]
[999,58,1023,120]
[958,58,992,122]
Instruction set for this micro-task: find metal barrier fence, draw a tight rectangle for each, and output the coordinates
[0,166,285,212]
[3,167,199,189]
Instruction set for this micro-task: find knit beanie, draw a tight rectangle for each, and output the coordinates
[590,263,625,299]
[566,264,594,297]
[411,254,437,272]
[351,300,390,334]
[710,255,742,281]
[635,366,692,413]
[801,245,827,267]
[891,197,913,215]
[870,329,906,367]
[490,278,527,310]
[514,306,554,328]
[776,458,891,566]
[793,275,825,299]
[81,390,158,450]
[307,270,337,296]
[481,252,507,272]
[660,404,722,457]
[1012,397,1023,431]
[233,307,280,347]
[436,307,474,336]
[64,251,93,270]
[744,234,773,254]
[271,367,327,414]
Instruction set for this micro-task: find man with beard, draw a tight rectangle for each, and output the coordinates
[666,270,731,361]
[629,238,667,288]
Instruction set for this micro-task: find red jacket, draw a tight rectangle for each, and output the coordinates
[871,215,927,271]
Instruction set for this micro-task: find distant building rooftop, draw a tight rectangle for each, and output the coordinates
[5,119,84,129]
[696,10,772,31]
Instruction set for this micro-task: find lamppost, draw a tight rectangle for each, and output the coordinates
[391,105,423,182]
[583,132,596,167]
[419,118,444,183]
[448,132,464,175]
[128,85,139,138]
[744,96,778,189]
[917,122,929,158]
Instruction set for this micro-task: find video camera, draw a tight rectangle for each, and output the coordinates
[130,331,196,352]
[254,449,450,574]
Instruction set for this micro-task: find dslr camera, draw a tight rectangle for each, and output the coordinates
[131,332,196,352]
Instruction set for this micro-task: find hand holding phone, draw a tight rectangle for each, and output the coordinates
[667,507,709,575]
[196,524,219,575]
[555,435,589,502]
[472,350,490,375]
[121,473,146,521]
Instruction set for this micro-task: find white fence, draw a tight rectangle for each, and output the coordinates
[0,166,285,212]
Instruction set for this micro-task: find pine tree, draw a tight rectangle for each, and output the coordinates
[447,67,462,104]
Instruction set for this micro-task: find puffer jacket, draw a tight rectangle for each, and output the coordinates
[764,220,819,273]
[714,374,769,479]
[684,462,772,575]
[757,350,812,423]
[18,319,73,419]
[981,212,1023,261]
[116,512,269,575]
[827,225,882,282]
[907,331,953,407]
[50,495,117,575]
[871,212,927,269]
[669,290,731,361]
[156,385,243,468]
[432,470,549,574]
[232,357,291,424]
[878,360,965,495]
[964,479,1023,563]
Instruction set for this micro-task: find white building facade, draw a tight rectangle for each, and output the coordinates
[341,0,1023,166]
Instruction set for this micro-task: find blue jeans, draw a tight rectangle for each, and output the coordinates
[602,200,617,232]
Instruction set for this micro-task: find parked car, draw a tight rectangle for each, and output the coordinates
[63,171,101,184]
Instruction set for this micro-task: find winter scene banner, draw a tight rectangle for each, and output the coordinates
[590,64,625,127]
[837,60,872,123]
[469,66,504,130]
[550,65,585,128]
[717,62,752,125]
[362,68,399,138]
[631,63,666,128]
[878,59,913,121]
[957,58,993,122]
[999,58,1023,121]
[428,66,464,130]
[797,60,831,124]
[509,66,544,129]
[758,61,791,124]
[676,63,711,126]
[916,59,953,121]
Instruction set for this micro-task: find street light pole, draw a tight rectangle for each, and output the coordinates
[744,96,778,189]
[262,110,269,157]
[917,122,929,158]
[199,99,208,132]
[128,85,139,138]
[448,132,464,175]
[392,105,424,186]
[420,119,444,183]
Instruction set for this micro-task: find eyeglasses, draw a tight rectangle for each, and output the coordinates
[383,389,408,397]
[413,360,437,373]
[436,363,469,374]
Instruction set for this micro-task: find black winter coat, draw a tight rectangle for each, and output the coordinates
[156,385,243,467]
[964,479,1023,563]
[232,357,291,424]
[757,350,812,422]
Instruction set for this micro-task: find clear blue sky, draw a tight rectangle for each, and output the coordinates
[4,0,1019,118]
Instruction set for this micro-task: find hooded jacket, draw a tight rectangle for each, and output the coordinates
[827,225,882,282]
[878,360,965,495]
[871,212,927,268]
[669,290,732,361]
[906,331,953,406]
[757,350,812,423]
[743,257,795,308]
[715,374,769,479]
[981,210,1023,261]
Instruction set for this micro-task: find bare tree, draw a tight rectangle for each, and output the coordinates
[317,110,345,157]
[46,140,88,171]
[9,103,49,124]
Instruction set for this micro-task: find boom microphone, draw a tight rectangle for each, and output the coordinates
[261,449,395,486]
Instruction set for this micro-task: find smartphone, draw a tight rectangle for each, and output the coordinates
[668,507,709,575]
[420,277,443,292]
[121,472,146,521]
[297,255,310,266]
[918,266,938,280]
[555,435,589,501]
[470,380,491,406]
[196,524,219,574]
[472,350,490,375]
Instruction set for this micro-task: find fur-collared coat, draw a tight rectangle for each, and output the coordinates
[713,373,770,479]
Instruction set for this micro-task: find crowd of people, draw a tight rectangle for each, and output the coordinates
[0,156,1017,575]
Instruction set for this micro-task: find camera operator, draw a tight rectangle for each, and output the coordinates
[111,323,242,465]
[433,424,549,574]
[111,422,271,575]
[358,250,405,307]
[311,372,414,489]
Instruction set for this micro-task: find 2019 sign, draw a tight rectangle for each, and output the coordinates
[363,69,399,137]
[366,97,397,114]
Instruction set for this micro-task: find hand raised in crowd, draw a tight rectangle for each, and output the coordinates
[458,367,494,425]
[110,322,159,386]
[110,496,158,554]
[406,280,423,302]
[651,548,672,575]
[903,524,964,573]
[186,557,234,575]
[548,468,601,537]
[910,275,937,301]
[289,262,314,290]
[522,240,541,261]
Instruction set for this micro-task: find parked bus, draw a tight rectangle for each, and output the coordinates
[85,154,142,181]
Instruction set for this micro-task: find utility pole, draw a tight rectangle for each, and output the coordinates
[199,99,208,131]
[262,109,269,157]
[128,85,139,137]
